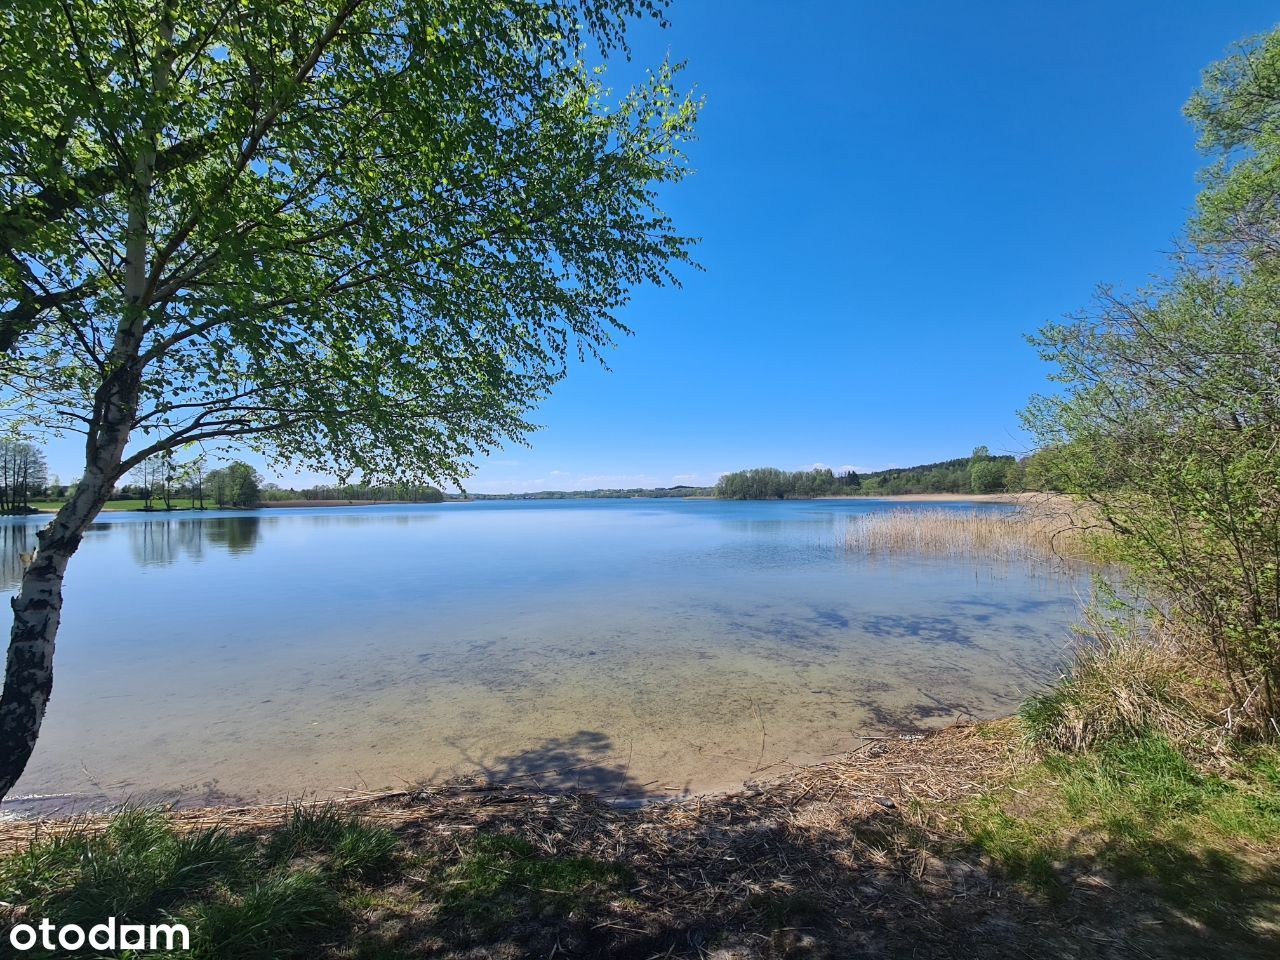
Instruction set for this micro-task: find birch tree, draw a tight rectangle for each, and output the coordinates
[0,0,697,799]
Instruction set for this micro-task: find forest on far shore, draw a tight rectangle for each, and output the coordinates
[714,446,1041,499]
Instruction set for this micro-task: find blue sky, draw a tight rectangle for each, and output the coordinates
[42,2,1280,492]
[453,1,1278,493]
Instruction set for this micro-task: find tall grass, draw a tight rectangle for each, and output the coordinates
[844,505,1097,566]
[1020,612,1220,754]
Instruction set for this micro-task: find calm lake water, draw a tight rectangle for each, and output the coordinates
[0,499,1088,814]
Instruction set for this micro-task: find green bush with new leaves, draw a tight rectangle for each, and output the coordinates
[1024,28,1280,738]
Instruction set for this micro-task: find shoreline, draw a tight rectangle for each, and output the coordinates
[259,499,425,508]
[0,720,1000,837]
[34,499,431,513]
[7,719,1265,957]
[0,710,972,822]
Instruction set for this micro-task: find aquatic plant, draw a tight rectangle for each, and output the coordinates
[843,503,1098,566]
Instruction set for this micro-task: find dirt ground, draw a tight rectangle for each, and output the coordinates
[4,722,1274,959]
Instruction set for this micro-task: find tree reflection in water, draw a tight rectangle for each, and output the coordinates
[0,523,35,586]
[128,516,262,566]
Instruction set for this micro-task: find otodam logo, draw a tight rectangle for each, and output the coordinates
[9,918,190,952]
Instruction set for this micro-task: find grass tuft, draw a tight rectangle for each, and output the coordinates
[187,869,338,960]
[0,809,241,928]
[262,804,398,880]
[1020,615,1219,753]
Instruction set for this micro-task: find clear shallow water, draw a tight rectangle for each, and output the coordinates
[0,499,1087,814]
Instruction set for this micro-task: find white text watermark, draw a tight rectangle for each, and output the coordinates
[9,918,189,952]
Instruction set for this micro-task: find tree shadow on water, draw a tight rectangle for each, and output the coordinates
[442,730,658,801]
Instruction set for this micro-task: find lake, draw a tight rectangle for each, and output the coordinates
[0,499,1088,815]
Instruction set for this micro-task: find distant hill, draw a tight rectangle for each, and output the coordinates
[856,451,1017,496]
[715,449,1019,499]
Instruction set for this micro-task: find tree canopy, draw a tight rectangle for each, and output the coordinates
[207,461,261,508]
[0,0,698,485]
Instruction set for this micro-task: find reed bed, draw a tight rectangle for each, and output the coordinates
[844,501,1098,567]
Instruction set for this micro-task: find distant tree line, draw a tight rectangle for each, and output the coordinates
[96,460,445,510]
[119,463,448,508]
[715,467,861,500]
[260,482,444,503]
[713,447,1060,499]
[118,456,261,509]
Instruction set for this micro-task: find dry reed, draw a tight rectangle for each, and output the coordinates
[1022,610,1225,756]
[844,501,1098,567]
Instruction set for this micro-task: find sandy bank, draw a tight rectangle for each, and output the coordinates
[1,722,1012,854]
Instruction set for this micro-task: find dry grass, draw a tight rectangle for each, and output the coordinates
[844,500,1100,567]
[1020,612,1223,756]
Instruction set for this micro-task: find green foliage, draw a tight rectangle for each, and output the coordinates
[1185,29,1280,268]
[849,452,1015,497]
[968,458,1008,494]
[1015,445,1068,492]
[961,732,1280,921]
[187,870,338,960]
[436,832,628,937]
[0,0,698,486]
[1027,281,1280,736]
[0,809,240,931]
[714,454,1018,499]
[207,461,262,509]
[1025,29,1280,736]
[715,466,856,499]
[0,806,405,959]
[1053,734,1214,820]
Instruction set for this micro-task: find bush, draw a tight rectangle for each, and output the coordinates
[1020,612,1219,754]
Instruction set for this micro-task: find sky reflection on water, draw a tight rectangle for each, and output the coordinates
[0,499,1089,815]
